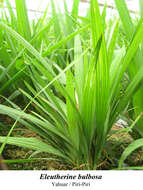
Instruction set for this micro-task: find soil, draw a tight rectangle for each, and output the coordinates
[0,116,143,170]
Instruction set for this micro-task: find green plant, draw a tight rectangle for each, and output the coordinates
[114,0,143,139]
[0,0,89,96]
[0,0,143,170]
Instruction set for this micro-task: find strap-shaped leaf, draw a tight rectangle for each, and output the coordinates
[119,138,143,168]
[0,136,67,159]
[0,22,53,73]
[15,0,31,40]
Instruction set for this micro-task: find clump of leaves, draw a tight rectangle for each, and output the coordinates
[0,0,143,170]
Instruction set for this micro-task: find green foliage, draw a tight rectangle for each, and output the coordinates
[119,138,143,168]
[115,0,143,138]
[0,0,143,170]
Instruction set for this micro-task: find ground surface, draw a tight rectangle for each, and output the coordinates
[1,121,143,170]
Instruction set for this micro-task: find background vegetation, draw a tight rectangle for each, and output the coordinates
[0,0,143,170]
